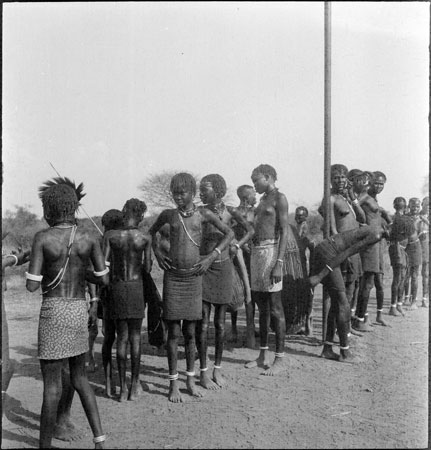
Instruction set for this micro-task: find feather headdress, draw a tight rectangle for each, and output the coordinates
[38,177,86,203]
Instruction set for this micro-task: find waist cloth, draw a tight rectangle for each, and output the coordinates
[38,297,88,360]
[406,240,422,267]
[360,240,384,274]
[111,280,145,320]
[250,239,283,292]
[389,242,408,267]
[163,268,202,320]
[203,257,233,304]
[310,238,338,277]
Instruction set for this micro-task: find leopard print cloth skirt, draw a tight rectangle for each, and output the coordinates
[38,297,88,360]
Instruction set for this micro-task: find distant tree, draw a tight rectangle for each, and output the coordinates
[2,205,45,250]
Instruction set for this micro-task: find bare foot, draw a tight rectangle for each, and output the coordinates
[200,370,220,390]
[408,302,418,311]
[388,306,398,316]
[339,349,357,364]
[213,368,227,388]
[118,387,128,402]
[54,419,80,442]
[128,381,144,401]
[245,351,270,369]
[103,379,116,398]
[168,380,183,403]
[261,356,286,376]
[95,442,105,449]
[421,300,428,308]
[186,376,203,398]
[396,304,406,316]
[376,315,388,326]
[321,347,339,361]
[352,320,373,332]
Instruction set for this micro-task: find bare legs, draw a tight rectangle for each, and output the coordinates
[390,265,407,316]
[166,320,202,403]
[196,302,228,389]
[115,318,143,402]
[374,273,387,326]
[353,273,375,332]
[422,261,429,306]
[39,354,104,449]
[405,265,420,309]
[87,320,98,372]
[245,291,286,375]
[101,318,116,397]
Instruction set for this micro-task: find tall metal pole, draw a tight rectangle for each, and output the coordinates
[322,1,332,342]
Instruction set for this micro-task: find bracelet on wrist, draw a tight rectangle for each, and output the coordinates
[213,247,221,255]
[276,259,284,264]
[89,297,99,303]
[232,243,240,250]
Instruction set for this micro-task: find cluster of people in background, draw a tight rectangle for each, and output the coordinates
[2,163,428,448]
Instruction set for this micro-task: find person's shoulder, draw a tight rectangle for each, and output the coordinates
[275,190,288,205]
[33,227,50,242]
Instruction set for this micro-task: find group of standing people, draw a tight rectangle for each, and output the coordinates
[2,162,428,448]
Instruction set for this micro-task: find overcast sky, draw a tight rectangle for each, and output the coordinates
[3,2,429,220]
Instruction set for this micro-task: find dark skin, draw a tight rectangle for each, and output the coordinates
[150,185,234,402]
[354,175,388,330]
[103,210,151,402]
[197,181,253,388]
[245,170,289,376]
[403,199,428,309]
[389,199,407,316]
[231,187,256,348]
[26,214,108,449]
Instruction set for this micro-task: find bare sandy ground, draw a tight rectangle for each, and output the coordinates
[1,283,428,449]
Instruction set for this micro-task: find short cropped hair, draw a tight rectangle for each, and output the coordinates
[295,206,309,216]
[170,172,197,195]
[201,174,227,198]
[252,164,277,181]
[236,184,254,199]
[122,198,147,219]
[408,197,421,206]
[331,164,348,177]
[393,197,406,209]
[372,171,387,182]
[39,177,85,222]
[102,209,123,231]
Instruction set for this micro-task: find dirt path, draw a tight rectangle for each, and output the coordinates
[1,284,428,449]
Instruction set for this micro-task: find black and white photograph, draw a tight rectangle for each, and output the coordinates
[2,2,429,448]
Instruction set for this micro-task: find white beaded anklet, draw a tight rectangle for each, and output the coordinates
[214,365,222,369]
[357,317,364,322]
[274,352,284,358]
[340,346,349,350]
[259,346,269,350]
[93,435,106,444]
[185,371,195,377]
[377,309,383,312]
[397,302,403,305]
[168,373,178,381]
[200,367,208,372]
